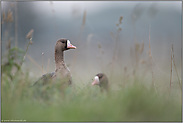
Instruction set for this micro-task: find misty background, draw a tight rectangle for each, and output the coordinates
[1,1,182,85]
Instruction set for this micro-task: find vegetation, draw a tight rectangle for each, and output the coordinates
[1,69,181,122]
[1,4,182,122]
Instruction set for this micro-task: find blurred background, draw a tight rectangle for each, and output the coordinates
[1,1,182,86]
[1,1,182,121]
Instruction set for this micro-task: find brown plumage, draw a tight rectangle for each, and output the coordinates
[32,38,76,87]
[92,73,109,92]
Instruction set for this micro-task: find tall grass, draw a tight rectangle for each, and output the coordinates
[148,24,156,92]
[1,72,181,122]
[1,6,182,122]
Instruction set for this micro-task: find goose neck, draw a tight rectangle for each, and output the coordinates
[55,51,65,69]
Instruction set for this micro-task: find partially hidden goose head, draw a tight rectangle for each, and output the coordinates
[92,73,109,92]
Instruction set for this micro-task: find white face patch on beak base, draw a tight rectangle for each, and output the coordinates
[67,40,71,46]
[91,76,100,85]
[67,40,76,49]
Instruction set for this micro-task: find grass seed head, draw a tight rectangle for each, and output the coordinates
[26,29,34,39]
[119,16,123,24]
[7,10,13,22]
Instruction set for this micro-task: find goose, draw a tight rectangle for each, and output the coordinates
[91,73,109,92]
[32,38,76,87]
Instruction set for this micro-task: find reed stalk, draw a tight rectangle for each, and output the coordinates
[171,44,182,90]
[71,10,86,72]
[14,2,18,47]
[47,58,50,72]
[20,38,32,67]
[170,44,173,94]
[110,16,123,79]
[148,24,156,92]
[42,52,44,75]
[26,54,46,73]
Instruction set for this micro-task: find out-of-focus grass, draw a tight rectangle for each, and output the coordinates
[1,6,181,122]
[1,69,181,122]
[1,42,181,122]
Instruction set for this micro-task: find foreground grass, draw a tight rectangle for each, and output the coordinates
[1,6,181,122]
[1,70,182,122]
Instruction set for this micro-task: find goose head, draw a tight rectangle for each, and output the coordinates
[55,39,76,52]
[92,73,109,92]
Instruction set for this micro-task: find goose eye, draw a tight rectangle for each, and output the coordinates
[61,41,65,43]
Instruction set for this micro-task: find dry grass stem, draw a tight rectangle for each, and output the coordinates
[81,10,86,31]
[123,66,129,87]
[181,40,182,88]
[170,44,173,94]
[135,42,140,70]
[71,10,87,71]
[14,2,18,47]
[133,23,136,43]
[171,44,182,90]
[42,52,44,75]
[140,42,144,54]
[26,54,47,74]
[110,38,118,79]
[110,16,123,79]
[97,42,105,72]
[133,41,144,77]
[2,11,6,23]
[47,58,50,72]
[20,38,33,67]
[50,3,58,39]
[110,32,115,39]
[148,24,156,92]
[6,38,12,51]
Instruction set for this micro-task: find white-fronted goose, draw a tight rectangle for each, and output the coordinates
[92,73,109,92]
[32,38,76,86]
